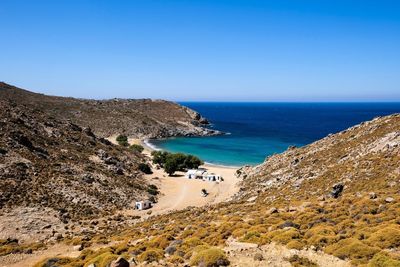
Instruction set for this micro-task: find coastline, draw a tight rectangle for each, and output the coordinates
[114,136,241,216]
[142,138,241,169]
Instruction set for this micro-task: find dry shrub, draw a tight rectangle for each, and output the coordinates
[325,238,379,264]
[83,252,118,267]
[138,248,163,263]
[368,252,400,267]
[189,247,229,267]
[266,228,301,245]
[305,225,337,247]
[286,240,306,250]
[366,225,400,249]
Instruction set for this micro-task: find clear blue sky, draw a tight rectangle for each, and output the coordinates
[1,0,399,101]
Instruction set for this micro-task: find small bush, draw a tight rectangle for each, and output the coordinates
[286,240,306,250]
[325,238,379,264]
[116,135,129,147]
[268,228,301,245]
[84,252,118,267]
[368,252,400,267]
[130,144,144,153]
[138,248,163,263]
[285,255,318,267]
[138,163,152,174]
[168,255,185,264]
[190,247,230,267]
[147,184,159,195]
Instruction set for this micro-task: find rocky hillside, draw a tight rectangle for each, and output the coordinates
[236,113,400,203]
[32,113,400,266]
[0,82,218,138]
[0,100,157,247]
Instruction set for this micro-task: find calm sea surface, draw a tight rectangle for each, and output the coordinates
[149,103,400,167]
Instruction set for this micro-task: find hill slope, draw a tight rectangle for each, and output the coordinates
[35,113,400,266]
[0,100,156,247]
[0,82,218,138]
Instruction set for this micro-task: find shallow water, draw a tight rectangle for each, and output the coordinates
[150,102,400,167]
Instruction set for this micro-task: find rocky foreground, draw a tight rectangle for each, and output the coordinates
[0,82,219,139]
[10,114,397,267]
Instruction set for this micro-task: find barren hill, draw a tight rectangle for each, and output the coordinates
[0,82,218,138]
[0,99,156,247]
[32,113,400,266]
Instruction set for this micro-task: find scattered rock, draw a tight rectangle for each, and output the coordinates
[331,184,344,198]
[253,252,264,261]
[268,207,278,214]
[278,221,300,229]
[385,197,394,203]
[110,257,129,267]
[165,245,177,255]
[369,192,377,199]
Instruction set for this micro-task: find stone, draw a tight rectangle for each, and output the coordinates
[385,197,394,203]
[254,252,264,261]
[110,257,129,267]
[278,220,300,229]
[331,183,344,198]
[165,245,177,255]
[268,207,278,214]
[369,192,377,199]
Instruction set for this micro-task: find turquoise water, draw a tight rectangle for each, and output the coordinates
[149,102,400,167]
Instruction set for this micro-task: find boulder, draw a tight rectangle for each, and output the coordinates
[331,183,344,198]
[385,197,394,203]
[110,257,129,267]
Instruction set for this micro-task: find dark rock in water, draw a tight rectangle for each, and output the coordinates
[331,183,344,198]
[110,257,129,267]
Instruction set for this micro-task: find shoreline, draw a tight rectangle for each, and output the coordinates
[142,138,242,169]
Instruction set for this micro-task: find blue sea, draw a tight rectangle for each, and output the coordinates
[149,103,400,167]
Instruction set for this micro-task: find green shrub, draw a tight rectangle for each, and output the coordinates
[138,163,152,174]
[190,247,230,267]
[151,151,203,175]
[116,135,129,147]
[130,144,144,153]
[147,184,159,195]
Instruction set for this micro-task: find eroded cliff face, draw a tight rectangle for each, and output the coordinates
[0,82,219,139]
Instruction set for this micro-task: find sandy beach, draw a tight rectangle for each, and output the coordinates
[108,136,240,216]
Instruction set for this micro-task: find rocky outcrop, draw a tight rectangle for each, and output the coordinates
[0,82,220,139]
